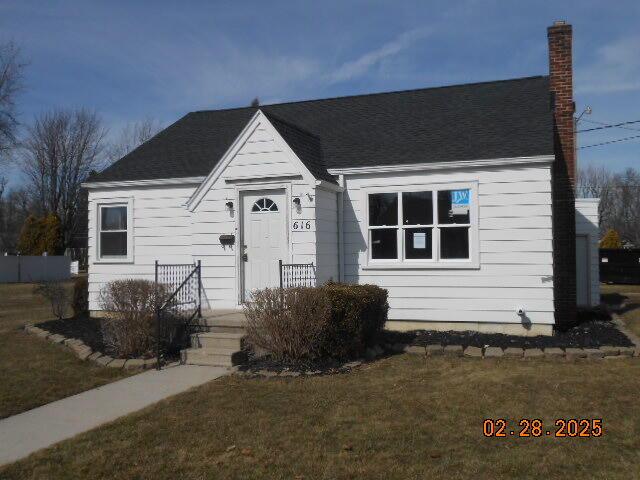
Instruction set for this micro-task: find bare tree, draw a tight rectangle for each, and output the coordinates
[105,118,162,164]
[21,108,107,247]
[0,42,25,163]
[0,174,6,200]
[611,168,640,247]
[578,165,640,246]
[577,165,615,231]
[0,184,31,252]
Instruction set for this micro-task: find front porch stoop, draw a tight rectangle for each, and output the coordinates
[181,311,247,367]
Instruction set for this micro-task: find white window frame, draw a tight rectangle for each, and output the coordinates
[363,181,479,269]
[95,198,134,263]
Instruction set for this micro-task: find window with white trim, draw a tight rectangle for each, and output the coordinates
[98,204,129,259]
[367,185,476,265]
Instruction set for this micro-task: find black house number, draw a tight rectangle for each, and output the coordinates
[292,221,311,231]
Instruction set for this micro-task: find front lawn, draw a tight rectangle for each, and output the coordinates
[0,281,129,419]
[2,353,639,479]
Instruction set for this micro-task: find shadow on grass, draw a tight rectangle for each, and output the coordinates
[601,292,628,308]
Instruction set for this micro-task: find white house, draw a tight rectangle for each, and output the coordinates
[84,21,596,337]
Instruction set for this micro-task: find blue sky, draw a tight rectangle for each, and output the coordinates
[1,0,639,185]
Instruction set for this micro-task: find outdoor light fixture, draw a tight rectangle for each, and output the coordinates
[225,201,234,211]
[292,197,302,213]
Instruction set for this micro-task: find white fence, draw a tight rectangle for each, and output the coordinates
[0,256,72,283]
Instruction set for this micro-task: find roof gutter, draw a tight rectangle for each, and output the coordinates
[81,176,206,189]
[327,155,555,176]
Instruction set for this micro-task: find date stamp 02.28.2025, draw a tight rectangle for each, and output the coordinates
[483,418,603,438]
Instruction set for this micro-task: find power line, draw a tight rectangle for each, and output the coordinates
[578,133,640,149]
[578,119,640,133]
[581,118,640,132]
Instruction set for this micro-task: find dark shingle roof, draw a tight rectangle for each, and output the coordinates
[264,112,333,183]
[93,76,553,183]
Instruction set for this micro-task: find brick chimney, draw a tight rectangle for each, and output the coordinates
[548,20,575,185]
[548,21,576,330]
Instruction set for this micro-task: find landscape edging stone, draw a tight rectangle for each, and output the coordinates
[23,324,154,370]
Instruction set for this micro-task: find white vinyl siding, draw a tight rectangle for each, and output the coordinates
[193,122,319,308]
[88,185,196,310]
[341,164,555,326]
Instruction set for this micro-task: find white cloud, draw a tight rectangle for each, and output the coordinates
[327,27,432,84]
[576,35,640,94]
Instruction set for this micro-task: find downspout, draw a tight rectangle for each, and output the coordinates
[337,174,345,282]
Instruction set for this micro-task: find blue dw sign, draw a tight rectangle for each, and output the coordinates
[450,189,470,215]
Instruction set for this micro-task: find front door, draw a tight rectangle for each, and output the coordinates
[241,189,287,301]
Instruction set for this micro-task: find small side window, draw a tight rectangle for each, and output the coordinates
[99,205,128,257]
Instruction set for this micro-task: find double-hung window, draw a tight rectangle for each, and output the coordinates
[97,200,133,262]
[366,183,477,267]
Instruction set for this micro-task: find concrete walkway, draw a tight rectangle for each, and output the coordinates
[0,364,228,466]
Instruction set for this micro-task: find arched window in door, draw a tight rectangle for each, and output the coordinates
[251,198,279,212]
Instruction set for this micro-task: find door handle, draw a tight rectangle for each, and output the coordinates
[242,253,248,262]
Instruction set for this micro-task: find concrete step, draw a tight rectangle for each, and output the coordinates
[200,310,247,329]
[181,348,246,367]
[205,325,247,334]
[199,318,246,329]
[190,332,245,350]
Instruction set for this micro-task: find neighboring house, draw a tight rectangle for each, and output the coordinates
[575,199,600,307]
[84,21,595,336]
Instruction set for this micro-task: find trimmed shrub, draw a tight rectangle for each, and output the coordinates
[321,282,389,358]
[244,283,389,363]
[244,287,331,363]
[33,281,70,320]
[72,276,89,316]
[99,279,167,358]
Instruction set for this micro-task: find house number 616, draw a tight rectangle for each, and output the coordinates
[292,221,311,231]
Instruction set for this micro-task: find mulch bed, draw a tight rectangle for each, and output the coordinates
[384,312,634,350]
[238,308,637,376]
[37,315,106,352]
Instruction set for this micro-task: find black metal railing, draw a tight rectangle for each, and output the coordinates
[279,260,316,288]
[154,261,202,369]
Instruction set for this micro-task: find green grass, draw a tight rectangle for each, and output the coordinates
[2,353,640,479]
[0,281,129,419]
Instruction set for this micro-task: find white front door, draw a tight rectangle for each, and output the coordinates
[576,235,589,306]
[241,189,288,301]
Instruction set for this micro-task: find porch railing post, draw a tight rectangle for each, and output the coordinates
[197,260,202,318]
[155,260,161,370]
[279,259,283,289]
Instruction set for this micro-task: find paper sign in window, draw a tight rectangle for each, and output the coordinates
[451,189,470,216]
[413,232,426,249]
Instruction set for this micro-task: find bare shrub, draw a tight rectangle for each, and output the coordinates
[244,287,331,363]
[244,283,389,364]
[99,279,167,358]
[33,281,69,320]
